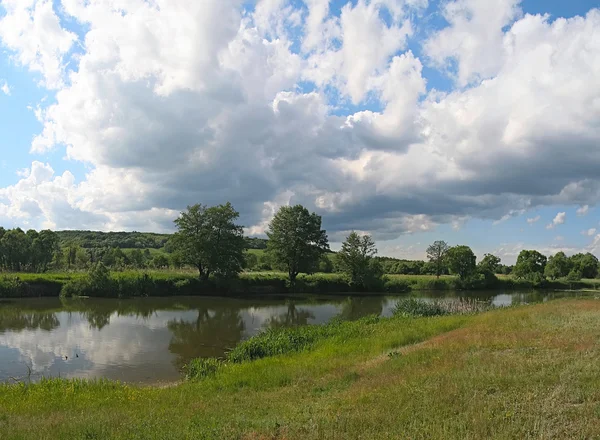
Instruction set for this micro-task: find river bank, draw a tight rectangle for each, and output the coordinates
[2,270,599,298]
[1,298,599,439]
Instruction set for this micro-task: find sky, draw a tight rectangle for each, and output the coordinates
[0,0,599,264]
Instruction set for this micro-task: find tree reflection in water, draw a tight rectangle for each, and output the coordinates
[265,302,315,329]
[167,307,245,369]
[337,297,385,321]
[0,312,60,332]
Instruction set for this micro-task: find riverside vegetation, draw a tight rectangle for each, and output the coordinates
[2,202,600,298]
[2,297,600,439]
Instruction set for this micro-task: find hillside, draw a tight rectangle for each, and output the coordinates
[55,230,268,250]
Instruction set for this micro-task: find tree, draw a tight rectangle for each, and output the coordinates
[129,249,145,268]
[336,231,381,288]
[151,254,170,269]
[569,253,599,279]
[446,245,477,280]
[426,240,450,278]
[513,250,547,280]
[544,252,572,280]
[478,254,501,274]
[266,205,329,284]
[243,252,259,271]
[173,202,245,280]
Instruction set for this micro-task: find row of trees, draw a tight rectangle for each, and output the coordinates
[2,202,599,286]
[170,204,503,287]
[424,240,599,283]
[0,228,59,272]
[514,250,599,282]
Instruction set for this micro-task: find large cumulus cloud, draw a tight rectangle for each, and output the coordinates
[0,0,599,242]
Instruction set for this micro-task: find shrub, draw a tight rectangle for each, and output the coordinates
[0,276,25,297]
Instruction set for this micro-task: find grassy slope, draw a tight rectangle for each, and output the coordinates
[2,299,600,439]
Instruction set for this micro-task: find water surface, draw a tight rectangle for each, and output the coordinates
[0,290,582,384]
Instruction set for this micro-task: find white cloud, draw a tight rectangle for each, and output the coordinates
[527,215,541,225]
[577,205,590,216]
[0,80,10,95]
[582,228,597,237]
[0,0,77,88]
[546,212,566,229]
[0,1,599,241]
[424,0,522,86]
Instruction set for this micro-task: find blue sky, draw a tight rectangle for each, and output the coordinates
[0,0,599,263]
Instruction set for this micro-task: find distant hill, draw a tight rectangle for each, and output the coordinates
[55,230,268,250]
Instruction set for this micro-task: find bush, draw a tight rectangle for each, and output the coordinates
[0,276,25,297]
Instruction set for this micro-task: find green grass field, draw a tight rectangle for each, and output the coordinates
[1,299,600,439]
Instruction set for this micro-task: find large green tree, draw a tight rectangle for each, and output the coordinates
[569,253,599,279]
[266,205,329,283]
[173,202,245,280]
[513,250,547,281]
[426,240,450,278]
[446,245,477,280]
[478,254,501,274]
[336,231,381,288]
[544,251,572,280]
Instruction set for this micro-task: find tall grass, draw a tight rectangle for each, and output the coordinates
[393,297,494,317]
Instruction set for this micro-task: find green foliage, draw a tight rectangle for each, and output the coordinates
[544,251,572,280]
[513,250,547,281]
[185,358,224,380]
[426,240,450,278]
[173,202,246,280]
[0,228,59,273]
[566,268,583,283]
[394,298,449,317]
[266,205,329,283]
[227,316,373,363]
[151,254,169,269]
[394,298,493,317]
[446,245,477,280]
[55,230,170,249]
[0,276,26,297]
[569,253,599,279]
[243,251,259,270]
[336,232,382,289]
[478,254,501,274]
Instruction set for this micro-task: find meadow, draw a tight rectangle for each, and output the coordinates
[1,298,600,439]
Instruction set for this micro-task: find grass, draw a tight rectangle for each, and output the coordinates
[3,269,600,298]
[2,298,600,438]
[393,297,494,317]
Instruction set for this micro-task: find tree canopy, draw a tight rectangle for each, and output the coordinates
[513,250,547,281]
[478,254,501,274]
[544,252,572,280]
[173,202,245,280]
[426,240,450,278]
[266,205,329,283]
[336,231,382,288]
[446,245,477,280]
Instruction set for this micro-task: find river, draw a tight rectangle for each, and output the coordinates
[0,290,584,384]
